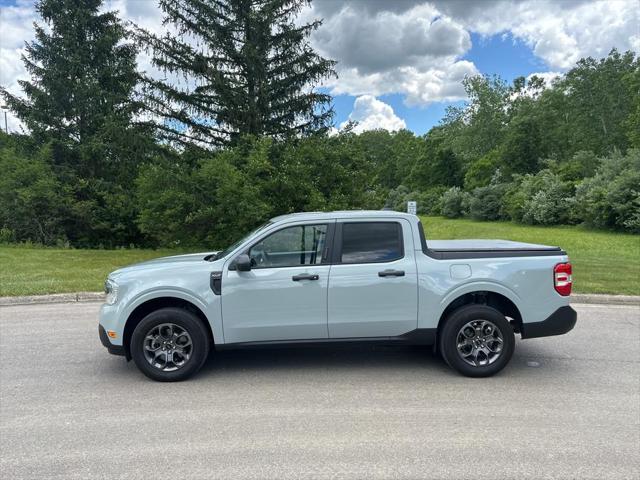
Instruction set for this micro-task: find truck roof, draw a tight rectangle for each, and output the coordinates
[269,210,418,223]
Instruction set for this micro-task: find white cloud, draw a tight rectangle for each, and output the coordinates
[330,60,478,106]
[304,0,638,104]
[314,4,470,74]
[435,0,639,69]
[340,95,406,133]
[308,2,477,106]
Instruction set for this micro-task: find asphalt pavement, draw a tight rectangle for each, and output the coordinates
[0,302,638,479]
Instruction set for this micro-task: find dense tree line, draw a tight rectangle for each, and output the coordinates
[0,0,638,249]
[385,50,639,234]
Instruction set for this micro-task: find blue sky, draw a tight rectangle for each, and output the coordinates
[1,0,638,134]
[464,32,548,83]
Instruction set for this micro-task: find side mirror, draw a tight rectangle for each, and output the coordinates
[233,253,252,272]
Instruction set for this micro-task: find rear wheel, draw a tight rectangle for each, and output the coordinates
[131,307,210,382]
[439,305,515,377]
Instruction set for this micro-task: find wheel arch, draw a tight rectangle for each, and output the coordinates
[436,290,523,337]
[122,297,213,360]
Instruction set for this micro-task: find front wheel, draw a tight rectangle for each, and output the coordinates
[439,305,515,377]
[131,307,210,382]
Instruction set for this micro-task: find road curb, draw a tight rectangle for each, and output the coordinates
[570,294,640,306]
[0,292,105,306]
[0,291,638,307]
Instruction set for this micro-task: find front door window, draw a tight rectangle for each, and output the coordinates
[249,224,328,268]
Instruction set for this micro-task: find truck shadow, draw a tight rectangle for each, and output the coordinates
[199,344,450,376]
[194,339,563,379]
[98,340,562,380]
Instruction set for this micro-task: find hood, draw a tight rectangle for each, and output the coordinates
[109,251,221,279]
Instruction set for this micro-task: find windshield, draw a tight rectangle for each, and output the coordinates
[211,222,272,260]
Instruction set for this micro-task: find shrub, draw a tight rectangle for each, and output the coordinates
[574,149,640,232]
[0,227,14,243]
[384,185,409,211]
[0,144,69,245]
[468,183,508,221]
[413,187,448,216]
[276,133,378,212]
[521,179,575,225]
[135,160,200,247]
[464,149,501,190]
[385,185,447,215]
[441,187,471,218]
[551,150,601,182]
[502,170,574,225]
[501,179,527,222]
[136,151,271,248]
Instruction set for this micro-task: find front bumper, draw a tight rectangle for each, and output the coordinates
[521,305,577,339]
[99,324,126,356]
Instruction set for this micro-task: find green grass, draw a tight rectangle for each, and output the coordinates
[0,218,638,296]
[0,246,181,296]
[421,216,640,296]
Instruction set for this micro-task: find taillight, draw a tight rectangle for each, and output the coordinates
[554,263,572,296]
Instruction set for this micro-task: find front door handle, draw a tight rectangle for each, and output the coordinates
[292,273,320,281]
[378,269,405,277]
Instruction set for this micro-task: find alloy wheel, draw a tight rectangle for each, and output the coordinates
[456,319,504,367]
[142,323,193,372]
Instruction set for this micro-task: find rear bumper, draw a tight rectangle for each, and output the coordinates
[99,325,126,356]
[521,305,577,339]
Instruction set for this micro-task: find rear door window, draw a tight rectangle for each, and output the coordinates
[340,222,403,264]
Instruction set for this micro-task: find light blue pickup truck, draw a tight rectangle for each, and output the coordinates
[99,211,576,381]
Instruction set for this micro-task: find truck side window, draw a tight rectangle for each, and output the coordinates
[249,224,327,268]
[340,222,403,264]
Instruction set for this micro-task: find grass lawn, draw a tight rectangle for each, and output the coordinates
[421,216,640,296]
[0,246,181,296]
[0,217,638,296]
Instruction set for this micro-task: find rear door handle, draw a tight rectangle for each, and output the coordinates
[378,269,405,277]
[292,273,320,281]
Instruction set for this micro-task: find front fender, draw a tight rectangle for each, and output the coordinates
[121,286,223,344]
[126,287,209,317]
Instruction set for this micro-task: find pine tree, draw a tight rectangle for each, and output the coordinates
[136,0,336,147]
[0,0,146,180]
[0,0,148,246]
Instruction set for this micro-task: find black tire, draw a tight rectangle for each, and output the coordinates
[131,307,210,382]
[439,304,515,378]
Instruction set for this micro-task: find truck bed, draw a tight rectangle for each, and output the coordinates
[425,239,565,259]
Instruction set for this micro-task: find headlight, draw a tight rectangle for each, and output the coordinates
[104,279,119,305]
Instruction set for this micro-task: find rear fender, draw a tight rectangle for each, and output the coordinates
[436,281,521,322]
